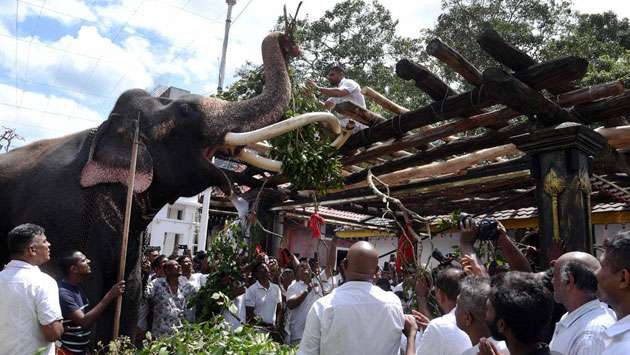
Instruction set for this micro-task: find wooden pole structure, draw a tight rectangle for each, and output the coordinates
[112,117,140,339]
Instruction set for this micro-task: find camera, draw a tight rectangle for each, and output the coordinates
[459,213,500,242]
[431,249,456,266]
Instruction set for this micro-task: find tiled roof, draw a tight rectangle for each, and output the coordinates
[302,206,393,226]
[479,202,630,220]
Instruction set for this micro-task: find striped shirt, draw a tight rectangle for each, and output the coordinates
[58,280,92,354]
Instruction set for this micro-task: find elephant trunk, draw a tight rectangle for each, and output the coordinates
[199,32,293,143]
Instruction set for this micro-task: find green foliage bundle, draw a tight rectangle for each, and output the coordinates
[100,317,296,355]
[269,86,344,192]
[189,222,247,322]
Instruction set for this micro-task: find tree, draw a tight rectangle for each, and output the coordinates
[421,0,574,87]
[545,11,630,85]
[0,127,23,152]
[222,0,429,114]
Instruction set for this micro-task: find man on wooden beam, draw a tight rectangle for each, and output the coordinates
[307,64,367,131]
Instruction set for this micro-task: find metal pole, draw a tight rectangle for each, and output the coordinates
[112,116,140,339]
[198,188,212,251]
[217,0,237,92]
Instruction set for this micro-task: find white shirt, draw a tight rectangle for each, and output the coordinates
[179,273,206,291]
[550,299,616,355]
[245,280,282,325]
[328,78,366,108]
[0,260,63,355]
[318,270,338,294]
[298,281,404,355]
[603,314,630,355]
[224,294,247,331]
[399,331,423,355]
[327,78,368,132]
[287,280,322,343]
[460,337,509,355]
[416,308,473,355]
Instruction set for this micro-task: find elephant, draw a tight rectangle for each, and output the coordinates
[0,27,308,343]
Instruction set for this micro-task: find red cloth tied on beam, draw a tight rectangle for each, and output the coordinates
[308,212,325,239]
[396,222,415,272]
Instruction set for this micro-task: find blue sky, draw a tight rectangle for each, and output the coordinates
[0,0,628,147]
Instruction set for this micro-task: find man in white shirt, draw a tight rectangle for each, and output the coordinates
[298,241,404,355]
[0,224,64,355]
[245,262,282,329]
[596,232,630,355]
[287,259,323,345]
[455,276,509,355]
[549,251,616,354]
[416,267,472,355]
[306,65,368,132]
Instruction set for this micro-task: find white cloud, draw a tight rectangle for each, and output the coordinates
[0,82,102,146]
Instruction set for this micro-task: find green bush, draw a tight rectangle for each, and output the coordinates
[100,317,296,355]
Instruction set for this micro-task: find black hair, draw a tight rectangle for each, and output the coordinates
[58,251,81,277]
[7,223,45,257]
[329,64,344,74]
[490,271,553,344]
[151,255,167,270]
[435,266,465,301]
[252,262,266,275]
[375,278,392,292]
[603,231,630,271]
[177,255,191,264]
[560,260,598,294]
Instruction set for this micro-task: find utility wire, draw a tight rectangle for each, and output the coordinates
[0,102,103,123]
[232,0,254,24]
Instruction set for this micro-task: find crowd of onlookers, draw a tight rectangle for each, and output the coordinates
[1,219,630,355]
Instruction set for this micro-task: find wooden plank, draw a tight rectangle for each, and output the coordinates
[343,122,529,184]
[342,107,520,166]
[426,38,483,85]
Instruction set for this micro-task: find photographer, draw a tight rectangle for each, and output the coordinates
[459,214,532,274]
[286,259,322,345]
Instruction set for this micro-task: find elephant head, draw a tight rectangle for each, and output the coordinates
[78,26,307,198]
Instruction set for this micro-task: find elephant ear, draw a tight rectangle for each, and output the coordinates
[80,113,153,193]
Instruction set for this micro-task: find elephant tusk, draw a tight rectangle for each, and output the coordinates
[224,112,342,146]
[247,141,272,154]
[237,148,283,172]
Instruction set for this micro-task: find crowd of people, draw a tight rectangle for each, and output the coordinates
[1,218,630,355]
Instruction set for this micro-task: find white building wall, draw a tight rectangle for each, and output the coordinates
[146,196,201,255]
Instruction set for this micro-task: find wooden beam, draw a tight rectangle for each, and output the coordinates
[333,101,387,126]
[572,90,630,124]
[274,158,531,210]
[477,28,580,95]
[556,81,625,106]
[395,58,458,101]
[482,68,575,125]
[342,107,520,166]
[343,122,529,184]
[426,38,483,85]
[362,86,409,114]
[344,144,520,189]
[477,28,536,71]
[341,56,589,152]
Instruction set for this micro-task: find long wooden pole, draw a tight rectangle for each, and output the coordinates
[112,117,140,339]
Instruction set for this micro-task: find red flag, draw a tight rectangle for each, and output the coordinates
[396,222,415,272]
[308,212,325,239]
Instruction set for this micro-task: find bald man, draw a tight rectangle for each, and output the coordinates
[549,251,616,355]
[297,241,404,355]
